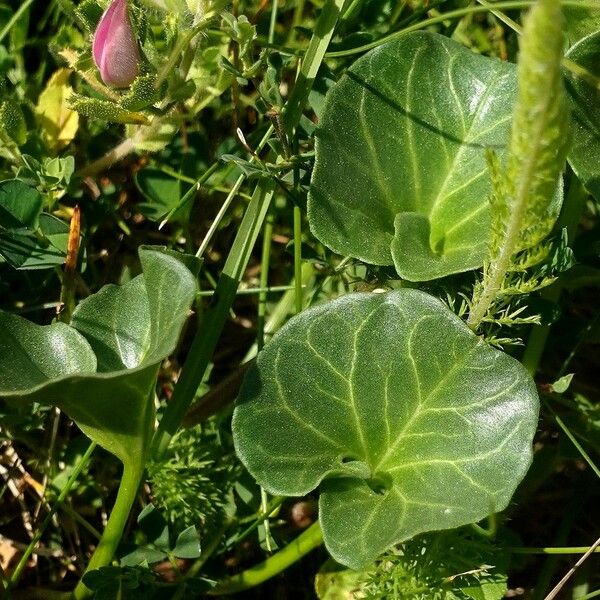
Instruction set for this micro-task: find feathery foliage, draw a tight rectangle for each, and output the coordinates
[362,530,507,600]
[147,421,240,531]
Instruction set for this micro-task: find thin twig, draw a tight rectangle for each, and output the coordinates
[544,536,600,600]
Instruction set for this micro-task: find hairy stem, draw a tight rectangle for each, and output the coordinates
[466,105,548,330]
[467,0,566,331]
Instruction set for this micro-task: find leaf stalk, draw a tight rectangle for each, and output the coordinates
[72,460,144,599]
[209,522,324,595]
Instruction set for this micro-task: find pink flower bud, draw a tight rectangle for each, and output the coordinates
[93,0,140,88]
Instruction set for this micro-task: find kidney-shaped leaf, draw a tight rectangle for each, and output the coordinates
[0,247,198,466]
[308,32,517,281]
[233,290,538,568]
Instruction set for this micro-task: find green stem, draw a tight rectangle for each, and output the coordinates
[292,135,304,315]
[153,0,343,458]
[510,546,600,555]
[196,126,274,258]
[467,0,565,331]
[151,180,275,459]
[0,0,33,44]
[73,461,144,600]
[553,413,600,480]
[477,0,600,89]
[7,443,97,591]
[226,497,285,549]
[257,211,274,550]
[159,162,221,229]
[283,0,346,134]
[293,205,303,314]
[155,14,216,89]
[288,0,306,44]
[325,1,600,58]
[210,522,323,595]
[575,590,600,600]
[268,0,279,45]
[197,284,294,297]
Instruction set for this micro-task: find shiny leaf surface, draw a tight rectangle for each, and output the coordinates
[0,247,198,466]
[233,290,538,567]
[308,32,517,281]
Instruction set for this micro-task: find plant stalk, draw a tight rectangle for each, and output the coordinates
[467,0,566,331]
[72,461,144,600]
[151,180,275,459]
[0,0,33,45]
[283,0,346,134]
[209,522,323,595]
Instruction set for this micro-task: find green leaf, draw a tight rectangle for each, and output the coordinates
[121,74,161,111]
[233,290,538,568]
[69,94,150,125]
[0,180,43,229]
[120,505,170,566]
[308,32,517,281]
[550,373,574,394]
[36,69,80,153]
[0,318,96,389]
[563,0,600,45]
[74,0,103,32]
[0,247,197,466]
[82,565,155,598]
[0,181,67,270]
[134,168,184,222]
[173,526,201,559]
[461,578,507,600]
[0,99,27,145]
[565,31,600,201]
[137,504,171,550]
[0,214,69,270]
[120,545,167,567]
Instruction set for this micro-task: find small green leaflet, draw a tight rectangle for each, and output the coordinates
[233,290,539,568]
